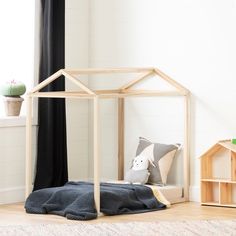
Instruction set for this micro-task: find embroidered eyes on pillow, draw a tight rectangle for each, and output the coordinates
[136,137,180,185]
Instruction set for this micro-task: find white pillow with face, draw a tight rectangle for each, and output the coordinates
[132,155,149,171]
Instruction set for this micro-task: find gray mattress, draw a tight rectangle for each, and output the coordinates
[25,181,166,220]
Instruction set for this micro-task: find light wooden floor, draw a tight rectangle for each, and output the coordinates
[0,202,235,225]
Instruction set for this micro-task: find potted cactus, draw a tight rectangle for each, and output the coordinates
[0,80,26,116]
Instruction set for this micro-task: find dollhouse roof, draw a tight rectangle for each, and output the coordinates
[199,140,236,159]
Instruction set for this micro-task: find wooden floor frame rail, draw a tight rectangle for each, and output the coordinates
[25,67,190,214]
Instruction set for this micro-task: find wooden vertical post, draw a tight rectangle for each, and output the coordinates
[25,95,33,199]
[231,151,236,181]
[93,97,100,213]
[183,94,190,201]
[118,98,125,180]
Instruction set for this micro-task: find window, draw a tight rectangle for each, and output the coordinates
[0,1,35,117]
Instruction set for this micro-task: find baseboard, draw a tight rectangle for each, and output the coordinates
[189,185,200,202]
[0,186,25,204]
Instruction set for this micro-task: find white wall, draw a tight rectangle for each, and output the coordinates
[89,0,236,201]
[65,0,90,180]
[0,126,37,204]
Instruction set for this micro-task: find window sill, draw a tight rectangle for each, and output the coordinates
[0,116,37,128]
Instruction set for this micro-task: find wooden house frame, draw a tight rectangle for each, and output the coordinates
[25,67,190,213]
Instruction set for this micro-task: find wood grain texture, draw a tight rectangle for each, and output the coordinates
[29,92,95,99]
[200,141,236,208]
[0,202,236,225]
[98,91,183,98]
[118,98,124,180]
[29,90,183,99]
[218,140,236,153]
[65,68,154,74]
[183,94,190,201]
[93,97,100,213]
[154,68,189,95]
[220,183,232,204]
[61,70,95,95]
[201,181,213,203]
[25,95,33,199]
[231,151,236,181]
[199,144,222,159]
[31,70,63,93]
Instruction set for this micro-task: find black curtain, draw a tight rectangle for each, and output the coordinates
[33,0,68,191]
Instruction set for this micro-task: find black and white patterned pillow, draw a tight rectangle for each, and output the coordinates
[136,137,180,185]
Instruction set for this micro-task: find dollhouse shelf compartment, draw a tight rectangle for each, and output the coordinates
[200,140,236,208]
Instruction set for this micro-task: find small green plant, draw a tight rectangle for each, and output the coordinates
[0,80,26,97]
[0,80,26,116]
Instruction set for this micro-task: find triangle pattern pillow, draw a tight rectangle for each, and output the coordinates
[136,137,180,185]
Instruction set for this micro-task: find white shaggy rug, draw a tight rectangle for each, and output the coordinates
[0,220,235,236]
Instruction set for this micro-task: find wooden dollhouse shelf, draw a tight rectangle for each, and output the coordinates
[200,140,236,208]
[202,202,236,208]
[201,179,236,184]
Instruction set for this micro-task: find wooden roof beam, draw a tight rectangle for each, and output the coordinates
[31,69,63,93]
[119,71,155,91]
[61,70,95,95]
[64,68,154,75]
[29,91,95,99]
[28,89,183,99]
[154,68,190,95]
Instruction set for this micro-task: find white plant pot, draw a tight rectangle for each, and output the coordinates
[3,96,24,116]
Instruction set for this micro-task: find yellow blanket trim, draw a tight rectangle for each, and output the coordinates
[149,186,171,207]
[106,180,171,208]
